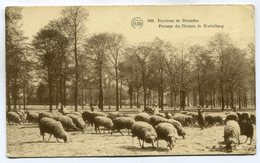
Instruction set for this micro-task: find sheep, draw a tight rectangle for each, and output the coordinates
[66,114,86,132]
[204,115,214,126]
[237,112,250,122]
[53,115,79,131]
[82,111,106,126]
[39,117,67,143]
[26,111,39,124]
[213,115,223,125]
[155,113,165,118]
[112,117,135,135]
[7,112,22,124]
[197,109,205,129]
[70,112,82,117]
[165,112,173,119]
[180,111,188,114]
[94,116,113,134]
[250,114,256,124]
[134,112,151,123]
[184,115,194,126]
[149,115,168,127]
[15,110,26,122]
[155,123,178,150]
[186,112,198,123]
[239,121,254,144]
[224,120,240,152]
[173,114,186,126]
[38,112,55,122]
[131,121,157,148]
[167,119,186,139]
[107,112,119,121]
[224,112,239,123]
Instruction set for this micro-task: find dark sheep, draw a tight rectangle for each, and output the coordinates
[250,114,256,124]
[26,111,39,124]
[184,115,194,126]
[155,123,178,150]
[205,115,214,126]
[224,120,240,152]
[224,112,239,124]
[53,115,79,131]
[239,121,254,144]
[186,112,198,123]
[135,113,151,123]
[94,116,113,134]
[7,112,22,124]
[237,112,250,122]
[197,109,205,129]
[82,111,107,126]
[112,117,135,135]
[131,121,157,148]
[213,115,224,125]
[39,117,67,142]
[66,114,86,132]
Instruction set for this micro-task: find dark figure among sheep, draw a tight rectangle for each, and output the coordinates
[197,109,205,129]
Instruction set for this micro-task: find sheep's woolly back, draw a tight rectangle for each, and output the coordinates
[38,112,55,122]
[82,111,106,125]
[173,114,186,125]
[224,120,240,145]
[94,116,113,129]
[135,113,151,123]
[156,123,178,142]
[71,112,82,117]
[54,115,78,131]
[131,121,157,143]
[26,112,39,123]
[167,119,186,138]
[7,112,22,124]
[149,115,168,127]
[66,114,86,130]
[113,117,135,130]
[39,117,67,141]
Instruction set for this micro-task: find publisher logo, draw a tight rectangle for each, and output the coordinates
[131,17,143,29]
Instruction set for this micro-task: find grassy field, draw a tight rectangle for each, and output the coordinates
[6,108,256,157]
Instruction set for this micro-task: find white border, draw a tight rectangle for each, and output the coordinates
[0,1,259,163]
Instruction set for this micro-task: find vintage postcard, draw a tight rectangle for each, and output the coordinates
[6,5,255,157]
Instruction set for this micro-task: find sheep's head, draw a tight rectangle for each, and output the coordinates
[145,133,157,143]
[63,135,67,143]
[226,137,237,152]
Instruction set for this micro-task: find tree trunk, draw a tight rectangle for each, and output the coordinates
[23,83,26,110]
[48,77,53,111]
[6,76,11,112]
[99,68,103,111]
[74,26,78,112]
[170,90,173,108]
[136,91,140,108]
[120,78,122,109]
[82,87,84,110]
[115,65,119,111]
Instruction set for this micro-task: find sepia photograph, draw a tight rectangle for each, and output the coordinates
[5,5,255,157]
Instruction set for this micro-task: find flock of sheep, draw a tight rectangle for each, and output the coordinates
[6,108,256,152]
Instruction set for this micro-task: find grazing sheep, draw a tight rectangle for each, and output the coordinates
[38,112,55,122]
[15,110,26,122]
[155,123,178,150]
[173,114,186,126]
[224,120,240,152]
[237,112,250,122]
[165,112,173,119]
[149,115,168,127]
[184,115,194,126]
[107,112,119,121]
[7,112,22,124]
[39,117,67,143]
[94,116,113,134]
[112,117,135,135]
[197,109,205,129]
[239,121,254,144]
[66,114,86,132]
[135,113,151,123]
[167,119,186,139]
[131,121,157,148]
[82,111,106,126]
[213,115,223,125]
[250,114,256,124]
[26,111,39,124]
[53,115,79,131]
[205,115,214,126]
[180,111,188,114]
[186,112,198,123]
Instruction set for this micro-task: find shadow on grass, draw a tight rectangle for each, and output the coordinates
[120,145,169,152]
[20,140,63,145]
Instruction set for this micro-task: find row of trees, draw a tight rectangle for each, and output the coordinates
[6,7,255,112]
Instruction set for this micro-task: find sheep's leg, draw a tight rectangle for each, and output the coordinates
[237,135,241,145]
[119,130,124,136]
[56,138,60,143]
[157,140,159,147]
[142,140,145,148]
[138,139,142,147]
[151,140,155,148]
[42,134,45,142]
[244,137,249,144]
[249,137,253,145]
[95,126,98,134]
[48,134,52,141]
[98,127,101,134]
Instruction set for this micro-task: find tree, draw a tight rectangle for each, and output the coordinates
[33,28,68,111]
[62,6,88,111]
[106,33,125,111]
[84,33,109,111]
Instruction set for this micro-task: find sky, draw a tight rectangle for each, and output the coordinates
[20,5,254,49]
